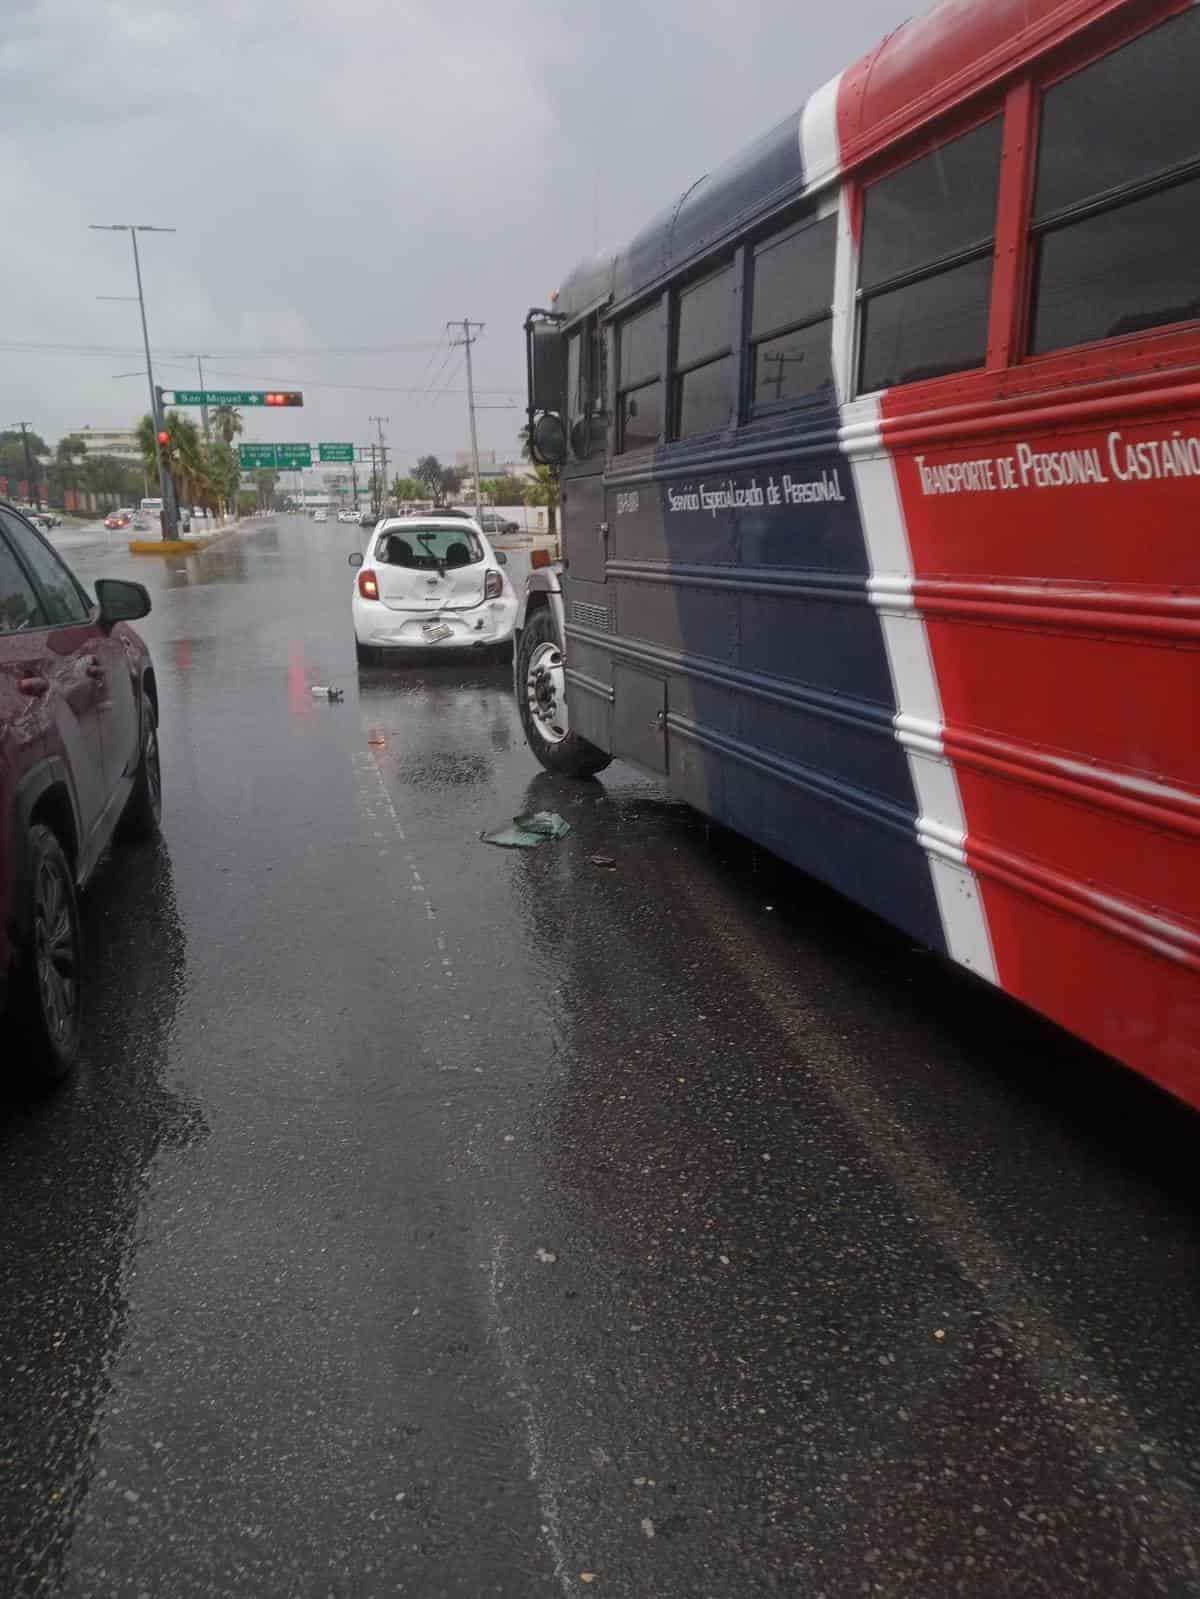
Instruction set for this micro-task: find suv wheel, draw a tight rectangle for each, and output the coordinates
[118,700,162,842]
[7,824,83,1085]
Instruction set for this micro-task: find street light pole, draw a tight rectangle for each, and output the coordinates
[90,223,177,536]
[190,354,214,442]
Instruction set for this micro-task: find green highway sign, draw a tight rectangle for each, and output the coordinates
[318,442,354,463]
[166,389,303,407]
[275,443,312,468]
[238,443,279,469]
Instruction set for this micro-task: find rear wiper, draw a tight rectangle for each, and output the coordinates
[416,532,446,575]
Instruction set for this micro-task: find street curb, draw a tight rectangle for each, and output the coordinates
[129,538,211,555]
[127,516,269,557]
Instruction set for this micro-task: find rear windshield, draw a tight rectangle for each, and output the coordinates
[375,524,483,569]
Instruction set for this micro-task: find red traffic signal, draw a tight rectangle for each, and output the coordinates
[264,391,303,407]
[157,430,171,448]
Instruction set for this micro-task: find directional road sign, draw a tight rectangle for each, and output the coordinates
[238,444,280,469]
[165,390,303,407]
[318,442,355,463]
[275,443,312,468]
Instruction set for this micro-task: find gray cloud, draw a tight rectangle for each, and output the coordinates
[2,0,908,463]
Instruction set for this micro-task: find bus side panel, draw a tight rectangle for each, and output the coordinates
[886,382,1200,1104]
[600,424,948,953]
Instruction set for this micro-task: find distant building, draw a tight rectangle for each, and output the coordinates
[74,426,141,461]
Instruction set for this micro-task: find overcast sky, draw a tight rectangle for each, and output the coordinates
[2,0,910,469]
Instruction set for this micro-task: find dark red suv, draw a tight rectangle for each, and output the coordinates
[0,502,160,1085]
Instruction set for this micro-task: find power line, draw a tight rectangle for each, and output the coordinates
[0,336,448,359]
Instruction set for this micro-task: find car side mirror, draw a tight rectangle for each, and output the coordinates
[95,578,151,625]
[348,551,364,568]
[494,550,508,565]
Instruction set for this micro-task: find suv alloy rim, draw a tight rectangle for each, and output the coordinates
[34,856,77,1045]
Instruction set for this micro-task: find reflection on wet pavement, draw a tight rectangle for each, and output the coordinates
[2,516,1199,1599]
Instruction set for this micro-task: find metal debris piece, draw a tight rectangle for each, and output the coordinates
[311,685,344,701]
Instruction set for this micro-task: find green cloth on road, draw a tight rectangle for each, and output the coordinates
[481,811,572,849]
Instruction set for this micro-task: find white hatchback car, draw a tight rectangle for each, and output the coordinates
[349,516,517,663]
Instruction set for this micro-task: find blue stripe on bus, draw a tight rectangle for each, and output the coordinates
[605,417,947,953]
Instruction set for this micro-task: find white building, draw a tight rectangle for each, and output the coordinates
[74,426,141,461]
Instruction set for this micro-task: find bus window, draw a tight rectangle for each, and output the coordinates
[616,301,662,453]
[857,117,1002,392]
[1029,8,1200,355]
[566,331,583,429]
[673,262,734,439]
[749,214,836,411]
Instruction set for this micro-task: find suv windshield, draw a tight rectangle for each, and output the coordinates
[375,524,483,570]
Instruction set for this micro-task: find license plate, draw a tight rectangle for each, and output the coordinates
[422,621,453,642]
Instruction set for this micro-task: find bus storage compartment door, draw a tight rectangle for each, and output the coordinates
[611,663,667,774]
[561,473,606,584]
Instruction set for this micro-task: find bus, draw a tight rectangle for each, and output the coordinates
[515,0,1200,1110]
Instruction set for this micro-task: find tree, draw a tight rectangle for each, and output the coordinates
[480,475,521,505]
[138,411,221,529]
[522,465,560,535]
[210,405,243,447]
[412,455,445,503]
[440,465,462,500]
[391,476,423,503]
[206,441,241,518]
[252,468,279,511]
[0,429,49,497]
[56,434,88,463]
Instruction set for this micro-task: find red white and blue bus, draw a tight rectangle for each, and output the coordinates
[515,0,1200,1109]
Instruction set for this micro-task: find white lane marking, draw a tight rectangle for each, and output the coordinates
[351,749,454,981]
[488,1233,573,1596]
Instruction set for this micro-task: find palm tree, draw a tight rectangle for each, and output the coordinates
[210,405,243,447]
[137,411,215,529]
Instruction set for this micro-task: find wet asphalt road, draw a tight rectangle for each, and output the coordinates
[2,514,1199,1598]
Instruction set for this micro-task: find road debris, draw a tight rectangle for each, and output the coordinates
[535,1247,558,1264]
[310,685,344,702]
[481,811,571,849]
[589,854,617,868]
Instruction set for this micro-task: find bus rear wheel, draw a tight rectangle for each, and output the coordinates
[517,609,612,778]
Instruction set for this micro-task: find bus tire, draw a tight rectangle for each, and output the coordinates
[517,609,612,778]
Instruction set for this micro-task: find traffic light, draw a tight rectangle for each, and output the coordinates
[264,391,303,407]
[157,430,171,448]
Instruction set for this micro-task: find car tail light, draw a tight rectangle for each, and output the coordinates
[530,547,553,569]
[484,569,503,600]
[357,569,380,601]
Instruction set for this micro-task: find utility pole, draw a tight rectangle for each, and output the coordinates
[368,443,379,516]
[90,223,178,536]
[189,354,214,442]
[448,320,484,520]
[369,416,389,513]
[9,422,40,510]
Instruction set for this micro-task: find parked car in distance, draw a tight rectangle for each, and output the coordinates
[358,509,377,527]
[349,516,516,663]
[104,509,133,530]
[476,510,521,537]
[0,501,161,1084]
[337,509,359,524]
[26,511,60,532]
[314,510,328,523]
